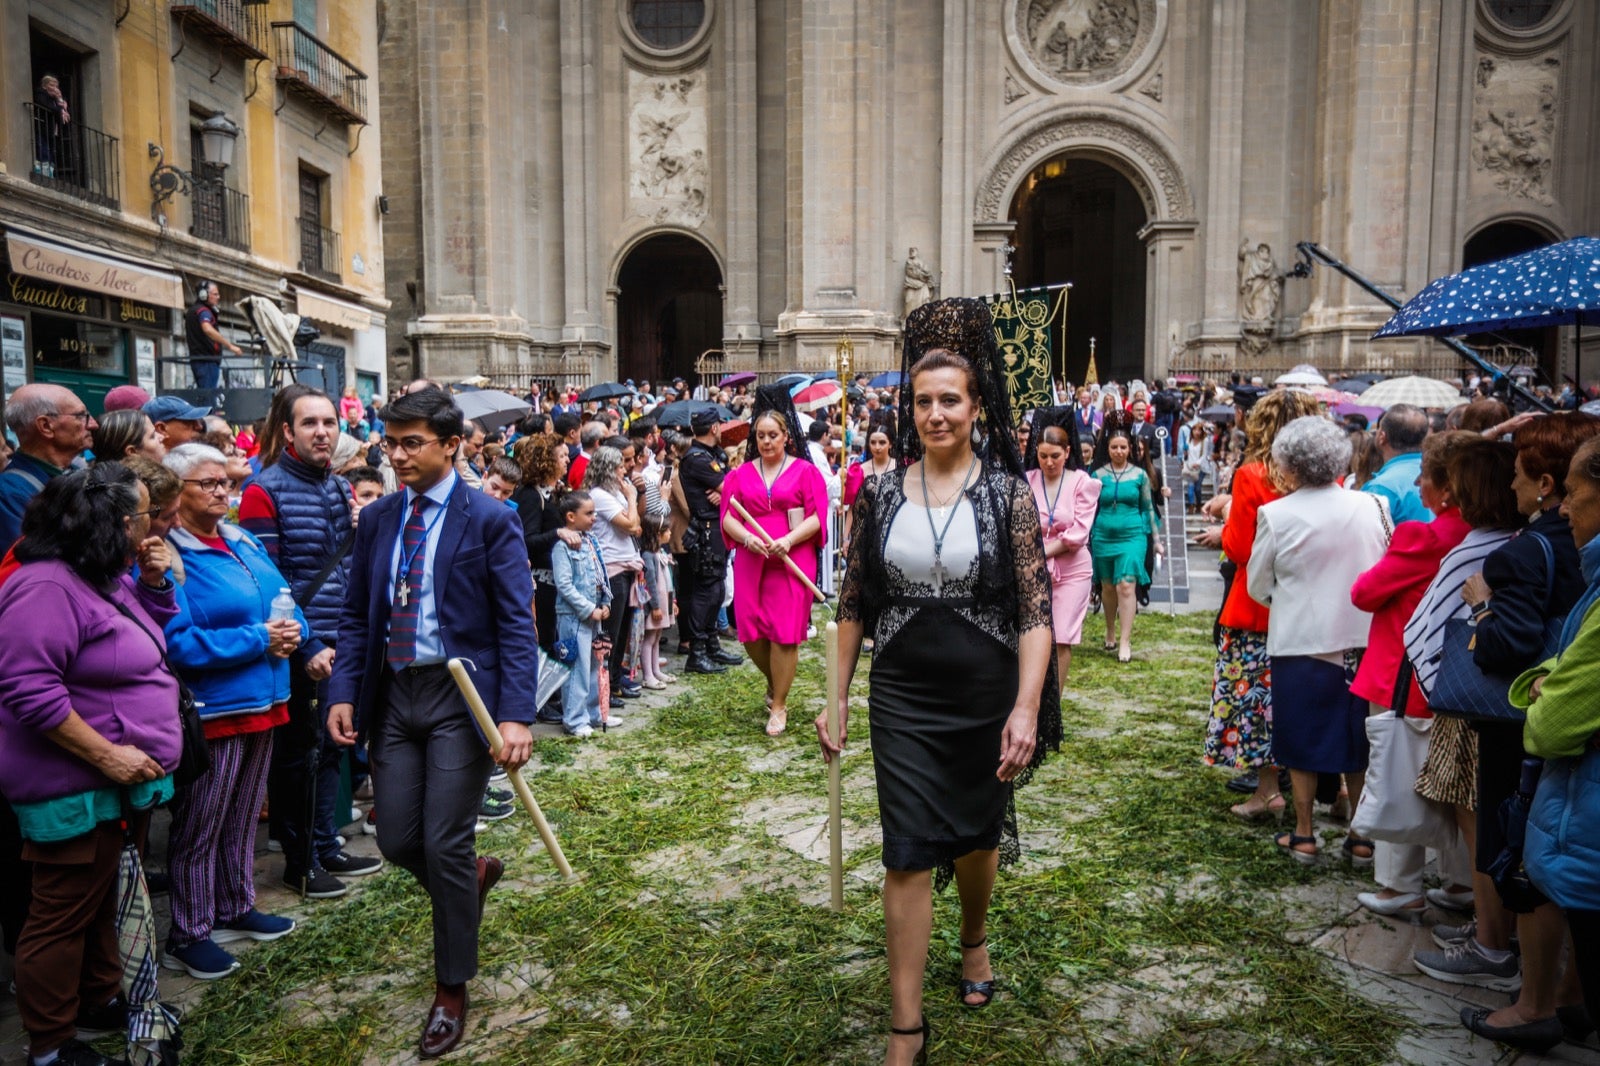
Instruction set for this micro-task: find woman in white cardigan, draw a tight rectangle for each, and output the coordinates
[1247,416,1393,865]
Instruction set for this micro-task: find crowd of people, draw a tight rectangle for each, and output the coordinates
[1199,386,1600,1054]
[1,343,1597,1062]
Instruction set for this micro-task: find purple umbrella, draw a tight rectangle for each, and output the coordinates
[719,371,757,387]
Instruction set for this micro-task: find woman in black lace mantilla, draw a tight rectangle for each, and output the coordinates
[816,297,1059,1064]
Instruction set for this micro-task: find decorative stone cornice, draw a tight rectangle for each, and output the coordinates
[974,112,1194,223]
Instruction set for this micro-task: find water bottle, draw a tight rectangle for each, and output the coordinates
[270,587,296,623]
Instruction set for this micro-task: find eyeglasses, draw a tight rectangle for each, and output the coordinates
[183,478,234,495]
[380,436,443,456]
[51,408,92,422]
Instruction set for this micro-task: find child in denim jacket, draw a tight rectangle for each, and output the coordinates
[551,491,611,737]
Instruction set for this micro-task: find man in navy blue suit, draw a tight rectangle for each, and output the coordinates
[327,387,537,1059]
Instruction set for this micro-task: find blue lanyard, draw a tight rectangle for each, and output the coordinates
[395,496,448,589]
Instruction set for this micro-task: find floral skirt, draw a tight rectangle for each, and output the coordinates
[1202,627,1273,769]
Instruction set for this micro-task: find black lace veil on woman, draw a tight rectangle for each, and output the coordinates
[897,298,1024,478]
[745,383,810,465]
[1023,405,1087,473]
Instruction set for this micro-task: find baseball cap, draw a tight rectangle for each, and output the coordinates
[103,385,152,412]
[143,395,212,422]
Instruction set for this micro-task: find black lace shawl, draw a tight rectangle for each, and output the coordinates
[745,383,810,465]
[838,463,1063,886]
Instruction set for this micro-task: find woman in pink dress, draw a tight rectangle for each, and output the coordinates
[1025,418,1098,687]
[720,389,830,735]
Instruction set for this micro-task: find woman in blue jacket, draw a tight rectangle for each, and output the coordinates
[1511,435,1600,1040]
[160,445,307,980]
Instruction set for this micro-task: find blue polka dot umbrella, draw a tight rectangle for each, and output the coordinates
[1374,236,1600,338]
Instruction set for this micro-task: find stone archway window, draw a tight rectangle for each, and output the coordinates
[631,0,706,50]
[1486,0,1557,29]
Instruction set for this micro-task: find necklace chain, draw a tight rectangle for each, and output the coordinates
[919,455,979,593]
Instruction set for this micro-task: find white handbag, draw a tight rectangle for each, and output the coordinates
[1352,711,1454,845]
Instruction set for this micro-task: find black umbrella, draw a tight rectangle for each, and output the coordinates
[774,373,811,387]
[1330,374,1384,393]
[580,381,632,402]
[653,399,736,430]
[1199,404,1236,423]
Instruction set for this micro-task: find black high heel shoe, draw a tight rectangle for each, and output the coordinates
[889,1015,929,1064]
[958,937,996,1008]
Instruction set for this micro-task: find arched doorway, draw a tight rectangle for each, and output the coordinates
[1010,156,1148,386]
[616,234,723,387]
[1462,220,1559,382]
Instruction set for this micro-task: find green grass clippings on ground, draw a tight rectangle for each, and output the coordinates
[178,613,1403,1064]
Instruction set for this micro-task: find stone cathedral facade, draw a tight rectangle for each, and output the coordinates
[378,0,1600,393]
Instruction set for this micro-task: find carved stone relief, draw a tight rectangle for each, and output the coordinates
[1004,72,1029,104]
[1138,66,1163,102]
[1470,53,1558,206]
[628,71,709,226]
[1016,0,1156,86]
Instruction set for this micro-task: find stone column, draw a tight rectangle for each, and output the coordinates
[1140,220,1198,381]
[722,0,761,366]
[775,0,899,374]
[559,0,605,370]
[1197,0,1247,353]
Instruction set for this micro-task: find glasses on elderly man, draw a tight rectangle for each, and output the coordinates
[183,478,234,495]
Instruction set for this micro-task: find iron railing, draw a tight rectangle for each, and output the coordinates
[297,216,340,282]
[191,183,251,252]
[271,22,368,124]
[24,102,120,210]
[171,0,270,60]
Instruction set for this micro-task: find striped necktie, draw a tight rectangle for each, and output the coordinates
[387,495,430,669]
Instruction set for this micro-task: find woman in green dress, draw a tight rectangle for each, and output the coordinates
[1092,428,1162,662]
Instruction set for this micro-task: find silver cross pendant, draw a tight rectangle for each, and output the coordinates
[398,582,410,608]
[930,558,949,594]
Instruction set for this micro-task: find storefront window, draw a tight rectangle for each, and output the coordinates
[30,315,127,375]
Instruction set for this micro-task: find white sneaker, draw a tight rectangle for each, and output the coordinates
[569,725,595,739]
[266,838,283,853]
[807,625,818,639]
[600,711,624,725]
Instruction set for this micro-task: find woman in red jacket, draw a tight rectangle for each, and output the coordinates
[1348,431,1477,917]
[1202,390,1322,819]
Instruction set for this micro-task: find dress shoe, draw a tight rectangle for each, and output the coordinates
[1356,891,1425,918]
[708,643,744,666]
[1225,770,1260,794]
[1425,886,1475,912]
[476,855,503,914]
[685,643,728,674]
[1460,1007,1563,1053]
[420,985,468,1059]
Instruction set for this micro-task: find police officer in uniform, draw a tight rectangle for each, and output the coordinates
[678,409,743,674]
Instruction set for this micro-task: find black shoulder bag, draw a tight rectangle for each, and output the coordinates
[98,586,211,788]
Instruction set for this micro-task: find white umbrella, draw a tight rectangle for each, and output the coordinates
[1357,375,1467,410]
[1275,365,1328,387]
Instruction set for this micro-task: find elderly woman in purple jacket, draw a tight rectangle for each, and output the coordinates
[0,462,180,1066]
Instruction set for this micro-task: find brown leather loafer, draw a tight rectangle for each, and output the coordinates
[419,987,467,1059]
[476,855,503,915]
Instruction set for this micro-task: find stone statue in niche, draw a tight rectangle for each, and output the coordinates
[629,71,708,224]
[1023,0,1140,78]
[903,248,935,316]
[1238,239,1281,357]
[1470,54,1558,206]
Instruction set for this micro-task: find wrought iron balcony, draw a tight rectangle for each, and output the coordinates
[271,22,368,125]
[171,0,270,61]
[24,102,120,210]
[191,182,251,252]
[298,216,341,283]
